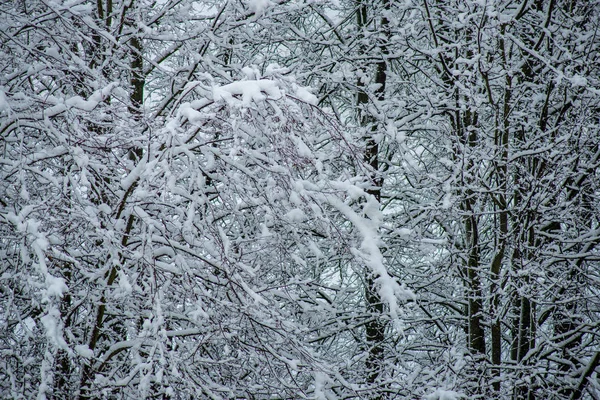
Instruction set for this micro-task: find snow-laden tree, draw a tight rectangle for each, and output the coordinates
[405,2,600,398]
[254,0,600,398]
[3,0,600,399]
[0,1,409,399]
[369,1,600,398]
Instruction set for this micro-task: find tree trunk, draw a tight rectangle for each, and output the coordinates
[356,1,389,396]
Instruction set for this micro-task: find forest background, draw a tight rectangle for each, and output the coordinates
[1,0,600,399]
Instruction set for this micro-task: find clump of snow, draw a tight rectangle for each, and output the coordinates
[75,344,94,359]
[179,103,204,124]
[0,88,9,112]
[570,75,587,87]
[314,372,329,400]
[289,191,302,205]
[325,191,415,327]
[247,0,272,15]
[285,208,306,223]
[44,46,60,59]
[293,137,313,157]
[242,66,260,79]
[426,389,464,400]
[98,203,111,214]
[260,223,272,238]
[291,254,307,267]
[308,241,323,258]
[45,275,68,298]
[295,85,318,105]
[120,157,149,190]
[73,147,89,169]
[44,103,66,117]
[118,271,133,295]
[213,80,281,106]
[442,193,453,209]
[20,186,29,200]
[22,317,36,332]
[65,82,118,111]
[41,308,69,351]
[286,359,300,371]
[56,1,92,15]
[397,228,412,237]
[331,180,365,200]
[265,63,289,76]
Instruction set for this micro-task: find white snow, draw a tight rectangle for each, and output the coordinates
[213,80,281,106]
[314,372,329,400]
[234,273,268,305]
[118,271,133,294]
[426,389,464,400]
[73,147,89,169]
[397,228,412,237]
[260,223,272,237]
[286,359,300,370]
[295,86,318,105]
[331,180,366,200]
[65,83,118,111]
[0,88,8,112]
[40,308,69,351]
[242,66,260,79]
[308,241,323,258]
[247,0,272,14]
[45,275,68,298]
[120,157,149,190]
[293,137,313,157]
[442,193,452,209]
[179,102,205,124]
[98,203,111,214]
[44,46,61,59]
[285,208,306,222]
[289,191,302,205]
[74,344,94,359]
[190,301,210,320]
[570,75,588,87]
[44,103,66,117]
[325,192,415,325]
[23,316,36,332]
